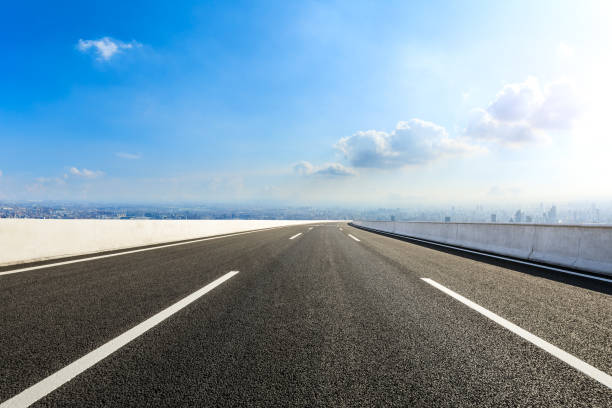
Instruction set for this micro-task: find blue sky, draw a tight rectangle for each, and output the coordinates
[1,1,611,205]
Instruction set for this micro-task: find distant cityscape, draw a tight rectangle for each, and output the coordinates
[0,202,354,221]
[1,201,612,225]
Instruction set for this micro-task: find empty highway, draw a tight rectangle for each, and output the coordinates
[1,223,611,407]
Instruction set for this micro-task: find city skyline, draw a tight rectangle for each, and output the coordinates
[2,1,612,205]
[2,199,611,226]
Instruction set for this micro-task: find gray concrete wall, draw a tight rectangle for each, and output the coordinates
[352,220,612,276]
[0,219,332,266]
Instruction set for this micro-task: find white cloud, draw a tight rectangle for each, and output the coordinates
[293,161,315,176]
[116,152,141,159]
[0,170,3,177]
[465,108,545,146]
[293,161,356,176]
[77,37,142,61]
[465,77,580,146]
[530,81,581,130]
[488,77,544,122]
[314,163,357,176]
[336,119,482,169]
[69,167,104,178]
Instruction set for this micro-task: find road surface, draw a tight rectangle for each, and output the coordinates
[1,223,611,407]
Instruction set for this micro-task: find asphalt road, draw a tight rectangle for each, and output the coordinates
[1,223,611,407]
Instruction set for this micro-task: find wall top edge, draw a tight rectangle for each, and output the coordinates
[354,221,612,229]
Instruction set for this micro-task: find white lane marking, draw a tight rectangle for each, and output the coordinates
[308,227,313,230]
[0,271,240,408]
[289,233,303,240]
[339,227,343,231]
[347,234,360,242]
[421,278,612,390]
[356,226,612,284]
[0,226,290,277]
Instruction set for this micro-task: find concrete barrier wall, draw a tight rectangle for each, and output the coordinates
[0,219,332,266]
[352,220,612,276]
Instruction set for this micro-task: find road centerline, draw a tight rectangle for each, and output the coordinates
[289,233,303,240]
[347,234,360,242]
[421,277,612,390]
[0,271,240,408]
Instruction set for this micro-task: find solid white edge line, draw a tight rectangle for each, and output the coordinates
[0,271,240,408]
[421,277,612,390]
[289,233,303,240]
[355,226,612,284]
[347,234,360,242]
[0,225,302,277]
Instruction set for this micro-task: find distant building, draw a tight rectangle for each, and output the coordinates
[444,216,451,222]
[544,205,557,223]
[490,214,496,223]
[526,215,533,223]
[514,209,523,223]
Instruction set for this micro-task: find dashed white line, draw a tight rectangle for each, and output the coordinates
[339,227,343,231]
[0,271,240,408]
[308,227,313,230]
[0,227,291,277]
[421,277,612,390]
[289,233,303,240]
[347,234,360,242]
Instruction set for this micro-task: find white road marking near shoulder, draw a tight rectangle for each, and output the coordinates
[289,233,302,240]
[421,278,612,390]
[339,227,343,231]
[348,234,360,242]
[0,227,289,277]
[0,271,240,408]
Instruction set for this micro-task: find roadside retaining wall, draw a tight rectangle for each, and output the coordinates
[351,220,612,276]
[0,219,330,266]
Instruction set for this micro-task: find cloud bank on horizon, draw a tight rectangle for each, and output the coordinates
[1,1,611,204]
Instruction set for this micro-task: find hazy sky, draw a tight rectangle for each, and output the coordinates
[1,1,611,205]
